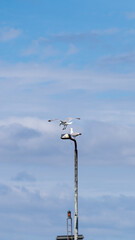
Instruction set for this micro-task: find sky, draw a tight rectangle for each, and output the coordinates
[1,0,135,239]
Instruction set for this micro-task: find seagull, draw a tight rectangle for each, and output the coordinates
[48,117,80,130]
[70,128,82,138]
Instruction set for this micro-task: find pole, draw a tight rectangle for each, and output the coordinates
[61,134,79,240]
[72,139,78,240]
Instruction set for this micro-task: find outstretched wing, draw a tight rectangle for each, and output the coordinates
[65,117,80,122]
[48,119,59,122]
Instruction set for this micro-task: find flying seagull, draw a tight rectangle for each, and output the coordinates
[48,117,80,130]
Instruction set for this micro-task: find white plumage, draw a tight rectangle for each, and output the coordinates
[70,128,82,138]
[48,117,80,130]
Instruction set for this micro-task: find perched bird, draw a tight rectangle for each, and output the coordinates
[70,128,82,138]
[48,117,80,130]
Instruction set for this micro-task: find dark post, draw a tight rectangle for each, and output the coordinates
[72,139,78,240]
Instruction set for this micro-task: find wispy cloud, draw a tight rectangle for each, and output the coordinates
[67,44,78,55]
[0,61,135,125]
[22,40,58,58]
[22,40,38,56]
[0,28,22,42]
[0,61,135,92]
[91,28,119,35]
[99,51,135,64]
[126,12,135,19]
[12,171,36,182]
[38,28,119,44]
[21,28,119,59]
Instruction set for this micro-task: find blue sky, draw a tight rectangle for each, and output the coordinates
[1,0,135,239]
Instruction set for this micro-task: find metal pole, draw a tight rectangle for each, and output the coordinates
[73,139,78,240]
[61,134,79,240]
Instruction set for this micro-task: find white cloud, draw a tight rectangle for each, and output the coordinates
[81,121,135,165]
[0,117,135,166]
[0,117,56,134]
[0,61,135,133]
[0,61,135,92]
[0,181,134,240]
[0,117,65,164]
[0,62,134,166]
